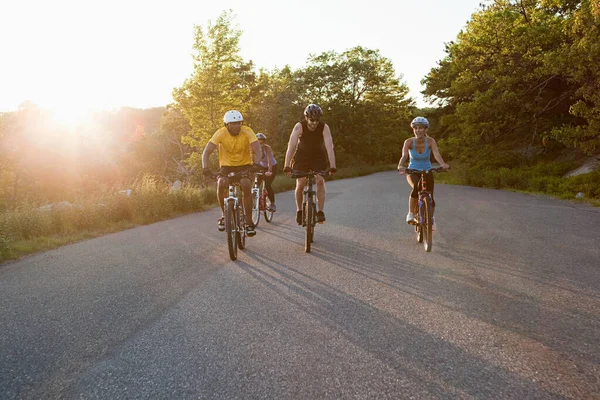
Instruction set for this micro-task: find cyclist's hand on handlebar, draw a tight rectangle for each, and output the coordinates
[329,167,337,175]
[283,166,292,176]
[441,163,450,170]
[202,168,212,177]
[265,171,273,177]
[397,166,407,175]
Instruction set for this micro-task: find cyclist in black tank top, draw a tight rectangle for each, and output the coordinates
[284,104,337,224]
[293,120,327,166]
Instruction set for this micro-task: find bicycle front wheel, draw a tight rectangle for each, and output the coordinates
[237,205,246,250]
[225,200,237,260]
[263,188,273,223]
[415,223,423,243]
[305,196,314,253]
[422,196,433,252]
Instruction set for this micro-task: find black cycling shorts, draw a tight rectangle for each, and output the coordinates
[291,158,327,173]
[219,165,252,175]
[219,165,253,182]
[407,172,436,207]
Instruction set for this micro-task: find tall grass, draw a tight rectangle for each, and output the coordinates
[0,176,217,261]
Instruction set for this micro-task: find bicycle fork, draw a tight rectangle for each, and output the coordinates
[252,186,260,209]
[225,185,240,231]
[303,187,316,227]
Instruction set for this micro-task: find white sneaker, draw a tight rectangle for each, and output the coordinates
[406,212,416,225]
[432,216,437,231]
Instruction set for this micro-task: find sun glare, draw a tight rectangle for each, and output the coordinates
[44,101,107,148]
[52,106,90,129]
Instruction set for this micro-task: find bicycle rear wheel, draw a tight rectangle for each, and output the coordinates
[305,196,314,253]
[311,202,316,243]
[422,196,433,252]
[225,200,237,260]
[251,188,261,227]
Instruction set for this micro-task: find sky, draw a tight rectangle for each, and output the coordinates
[0,0,483,114]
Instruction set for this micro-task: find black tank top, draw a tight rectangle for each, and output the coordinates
[294,121,326,157]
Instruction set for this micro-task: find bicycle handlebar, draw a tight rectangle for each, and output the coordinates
[404,167,449,175]
[211,169,252,180]
[290,170,330,179]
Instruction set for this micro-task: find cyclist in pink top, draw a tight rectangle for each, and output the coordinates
[256,133,277,212]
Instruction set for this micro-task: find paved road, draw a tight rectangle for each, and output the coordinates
[1,171,599,399]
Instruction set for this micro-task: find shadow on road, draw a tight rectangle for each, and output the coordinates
[239,234,593,399]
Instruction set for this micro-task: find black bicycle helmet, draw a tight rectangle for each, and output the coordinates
[304,104,323,120]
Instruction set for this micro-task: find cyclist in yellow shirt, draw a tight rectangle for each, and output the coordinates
[202,110,261,236]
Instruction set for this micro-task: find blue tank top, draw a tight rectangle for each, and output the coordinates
[408,137,432,171]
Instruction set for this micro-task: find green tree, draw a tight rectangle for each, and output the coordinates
[295,46,414,164]
[424,0,572,164]
[423,0,600,166]
[243,67,304,155]
[546,0,600,154]
[174,10,256,171]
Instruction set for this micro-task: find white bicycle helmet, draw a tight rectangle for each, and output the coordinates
[223,110,244,124]
[256,133,267,140]
[411,116,429,128]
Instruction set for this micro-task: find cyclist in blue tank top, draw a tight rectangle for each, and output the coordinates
[397,117,449,230]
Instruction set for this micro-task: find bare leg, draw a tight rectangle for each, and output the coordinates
[316,175,326,212]
[409,197,418,214]
[295,178,306,211]
[217,178,227,215]
[406,176,417,214]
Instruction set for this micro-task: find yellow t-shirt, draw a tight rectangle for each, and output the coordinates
[209,125,257,167]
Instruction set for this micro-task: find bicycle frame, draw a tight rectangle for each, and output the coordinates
[304,178,315,226]
[251,172,262,203]
[291,169,328,252]
[406,168,443,212]
[417,174,432,225]
[293,171,321,225]
[260,185,267,211]
[225,176,241,211]
[216,170,251,260]
[405,167,445,252]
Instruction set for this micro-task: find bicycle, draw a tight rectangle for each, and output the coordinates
[291,169,329,253]
[215,169,252,261]
[250,171,274,227]
[404,167,447,252]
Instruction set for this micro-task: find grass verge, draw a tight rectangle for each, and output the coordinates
[435,162,600,206]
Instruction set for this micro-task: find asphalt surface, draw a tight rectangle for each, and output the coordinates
[1,171,599,399]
